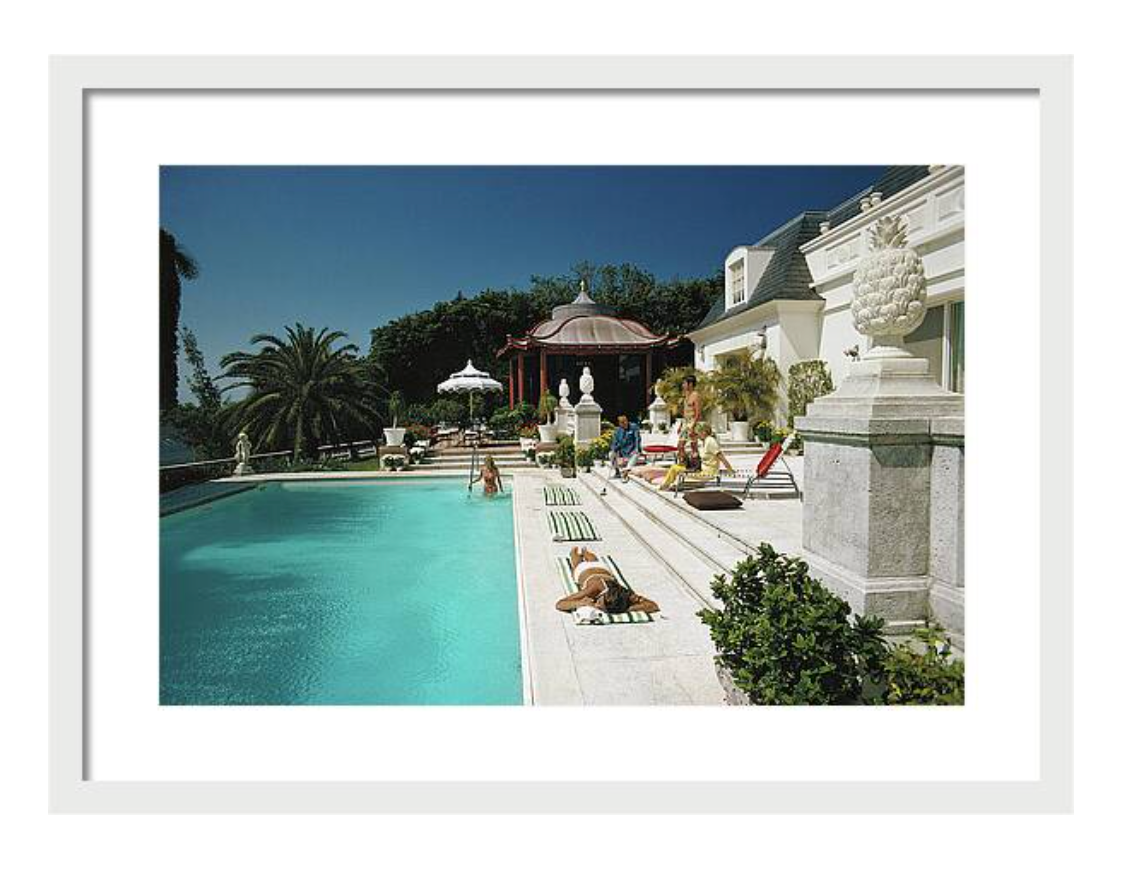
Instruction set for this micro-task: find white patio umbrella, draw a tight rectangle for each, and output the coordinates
[437,359,504,424]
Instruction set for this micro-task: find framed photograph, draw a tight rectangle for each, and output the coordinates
[50,55,1072,812]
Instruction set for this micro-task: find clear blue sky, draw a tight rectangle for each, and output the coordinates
[160,165,885,397]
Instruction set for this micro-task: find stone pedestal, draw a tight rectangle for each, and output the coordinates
[648,395,670,432]
[796,352,963,631]
[233,461,252,477]
[573,398,602,445]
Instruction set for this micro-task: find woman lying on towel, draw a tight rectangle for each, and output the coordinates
[556,546,660,614]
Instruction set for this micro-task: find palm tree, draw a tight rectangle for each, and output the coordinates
[159,229,199,413]
[708,353,782,424]
[220,324,381,461]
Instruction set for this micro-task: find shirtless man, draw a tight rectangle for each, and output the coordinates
[555,546,660,614]
[681,374,702,438]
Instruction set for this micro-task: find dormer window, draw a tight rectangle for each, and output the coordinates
[729,259,745,306]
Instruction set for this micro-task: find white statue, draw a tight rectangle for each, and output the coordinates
[579,366,595,402]
[234,430,253,476]
[851,214,928,356]
[558,377,572,407]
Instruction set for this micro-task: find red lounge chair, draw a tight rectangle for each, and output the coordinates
[724,434,800,499]
[641,419,682,464]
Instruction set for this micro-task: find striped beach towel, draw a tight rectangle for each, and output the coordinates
[543,484,582,506]
[547,510,600,542]
[556,555,654,625]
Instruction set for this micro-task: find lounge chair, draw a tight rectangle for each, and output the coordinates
[547,510,601,541]
[679,434,800,499]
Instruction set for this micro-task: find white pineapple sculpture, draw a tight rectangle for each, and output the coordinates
[851,215,928,350]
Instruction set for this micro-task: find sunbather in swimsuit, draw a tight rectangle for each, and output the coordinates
[555,546,661,614]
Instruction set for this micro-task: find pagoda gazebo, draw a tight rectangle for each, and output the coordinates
[498,282,684,420]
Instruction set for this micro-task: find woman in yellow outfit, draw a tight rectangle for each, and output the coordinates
[658,422,734,491]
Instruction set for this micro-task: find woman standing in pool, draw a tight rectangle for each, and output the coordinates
[480,455,503,496]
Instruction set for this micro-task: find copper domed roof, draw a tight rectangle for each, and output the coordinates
[498,282,679,356]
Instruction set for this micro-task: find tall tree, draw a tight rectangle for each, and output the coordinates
[159,229,199,412]
[221,324,380,460]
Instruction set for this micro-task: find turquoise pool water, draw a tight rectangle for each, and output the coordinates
[160,480,521,705]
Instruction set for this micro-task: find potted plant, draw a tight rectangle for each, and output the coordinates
[536,391,559,443]
[381,453,407,472]
[708,353,781,443]
[753,418,773,446]
[383,390,407,447]
[554,435,576,478]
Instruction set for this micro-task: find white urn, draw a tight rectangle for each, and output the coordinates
[579,366,595,403]
[851,214,928,354]
[558,377,572,408]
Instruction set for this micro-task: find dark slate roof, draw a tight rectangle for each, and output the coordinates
[694,165,932,331]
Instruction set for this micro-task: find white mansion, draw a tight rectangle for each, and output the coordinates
[689,164,965,429]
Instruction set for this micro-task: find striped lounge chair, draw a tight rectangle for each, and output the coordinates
[543,484,582,506]
[547,510,600,542]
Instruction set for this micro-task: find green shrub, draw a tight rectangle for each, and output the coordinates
[699,544,885,705]
[871,626,965,705]
[554,435,576,470]
[787,360,834,425]
[537,392,558,425]
[427,397,467,427]
[699,543,965,706]
[575,445,596,468]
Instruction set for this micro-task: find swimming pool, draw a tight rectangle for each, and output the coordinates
[160,480,522,705]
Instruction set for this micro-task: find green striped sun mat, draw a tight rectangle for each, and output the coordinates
[547,510,600,542]
[556,555,654,625]
[543,484,582,506]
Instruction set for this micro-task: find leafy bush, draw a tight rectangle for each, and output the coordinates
[575,446,596,468]
[426,397,468,427]
[700,544,885,705]
[381,453,407,471]
[387,390,405,428]
[536,450,555,468]
[752,419,773,443]
[872,627,965,705]
[519,423,539,439]
[537,392,559,425]
[699,544,965,706]
[554,435,576,470]
[708,353,782,423]
[655,366,715,420]
[787,360,834,425]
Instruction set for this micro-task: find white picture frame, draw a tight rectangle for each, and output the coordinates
[50,55,1073,813]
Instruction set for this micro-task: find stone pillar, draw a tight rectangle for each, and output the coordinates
[573,366,602,445]
[797,351,963,630]
[929,416,965,643]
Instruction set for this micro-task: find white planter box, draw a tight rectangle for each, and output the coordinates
[383,427,406,447]
[537,423,558,443]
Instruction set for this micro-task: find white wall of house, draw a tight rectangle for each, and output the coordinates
[802,165,965,391]
[688,166,965,430]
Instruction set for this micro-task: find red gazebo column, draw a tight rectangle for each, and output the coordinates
[517,354,527,405]
[539,349,548,398]
[508,355,516,408]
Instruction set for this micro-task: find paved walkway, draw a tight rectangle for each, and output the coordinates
[511,470,726,706]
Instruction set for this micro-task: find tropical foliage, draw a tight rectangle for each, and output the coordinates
[162,326,231,460]
[220,324,381,460]
[707,353,782,423]
[159,229,199,412]
[786,359,835,426]
[699,544,965,706]
[366,264,721,403]
[654,366,715,420]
